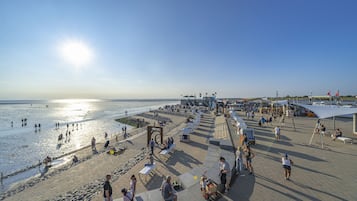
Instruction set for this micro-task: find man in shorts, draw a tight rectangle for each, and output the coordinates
[282,153,294,180]
[274,126,281,141]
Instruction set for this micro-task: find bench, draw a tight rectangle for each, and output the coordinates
[139,163,156,175]
[160,143,176,155]
[336,137,353,144]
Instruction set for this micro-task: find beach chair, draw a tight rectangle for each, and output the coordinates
[336,137,353,144]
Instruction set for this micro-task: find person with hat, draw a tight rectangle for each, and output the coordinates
[282,153,294,180]
[121,187,133,201]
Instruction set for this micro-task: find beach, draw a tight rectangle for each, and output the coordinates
[1,108,196,201]
[2,104,357,201]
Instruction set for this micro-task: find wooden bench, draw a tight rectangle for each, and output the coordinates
[139,163,156,175]
[336,137,353,144]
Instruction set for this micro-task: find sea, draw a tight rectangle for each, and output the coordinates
[0,99,178,192]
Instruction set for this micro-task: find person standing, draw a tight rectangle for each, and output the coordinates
[244,145,255,175]
[103,175,113,201]
[274,126,281,141]
[235,147,243,174]
[150,138,155,155]
[91,137,96,151]
[129,174,137,198]
[219,157,231,192]
[161,175,177,201]
[282,153,294,180]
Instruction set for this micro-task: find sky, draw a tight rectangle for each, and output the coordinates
[0,0,356,99]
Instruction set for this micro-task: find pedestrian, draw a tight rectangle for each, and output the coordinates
[121,188,133,201]
[235,147,243,174]
[244,145,255,175]
[129,174,137,198]
[91,137,96,151]
[103,175,113,201]
[161,175,177,201]
[274,126,281,141]
[150,138,155,155]
[219,157,231,192]
[282,153,294,180]
[105,132,108,139]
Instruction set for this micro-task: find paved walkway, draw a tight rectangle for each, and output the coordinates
[114,112,236,201]
[115,111,357,201]
[224,112,357,201]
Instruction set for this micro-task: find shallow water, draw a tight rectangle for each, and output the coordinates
[0,99,178,191]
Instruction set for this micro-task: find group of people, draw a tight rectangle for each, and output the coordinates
[258,116,273,127]
[236,145,295,180]
[162,137,174,150]
[236,145,255,176]
[314,120,343,141]
[103,174,137,201]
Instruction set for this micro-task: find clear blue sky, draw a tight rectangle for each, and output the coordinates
[0,0,356,99]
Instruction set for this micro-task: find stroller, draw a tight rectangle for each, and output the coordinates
[200,177,220,201]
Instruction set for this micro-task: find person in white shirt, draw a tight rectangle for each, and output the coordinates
[274,126,281,140]
[282,153,294,180]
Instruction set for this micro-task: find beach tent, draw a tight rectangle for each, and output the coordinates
[229,110,247,132]
[293,103,357,148]
[293,103,357,119]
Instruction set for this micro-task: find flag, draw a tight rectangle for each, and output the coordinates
[327,90,331,96]
[335,90,340,97]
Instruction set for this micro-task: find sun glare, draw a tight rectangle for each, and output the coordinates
[58,39,94,68]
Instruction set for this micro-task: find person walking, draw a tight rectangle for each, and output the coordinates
[103,175,113,201]
[274,126,281,141]
[244,145,255,175]
[150,138,155,155]
[282,153,294,180]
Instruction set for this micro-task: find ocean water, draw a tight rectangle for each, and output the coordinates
[0,99,178,190]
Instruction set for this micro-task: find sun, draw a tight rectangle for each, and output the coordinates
[58,39,94,68]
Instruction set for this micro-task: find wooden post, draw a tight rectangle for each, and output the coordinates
[353,113,357,134]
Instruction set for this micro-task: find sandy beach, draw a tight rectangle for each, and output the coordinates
[1,110,201,201]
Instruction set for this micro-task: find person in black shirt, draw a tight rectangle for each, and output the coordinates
[104,174,113,201]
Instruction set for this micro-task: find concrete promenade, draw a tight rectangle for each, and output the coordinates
[225,112,357,201]
[110,110,357,201]
[114,112,236,201]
